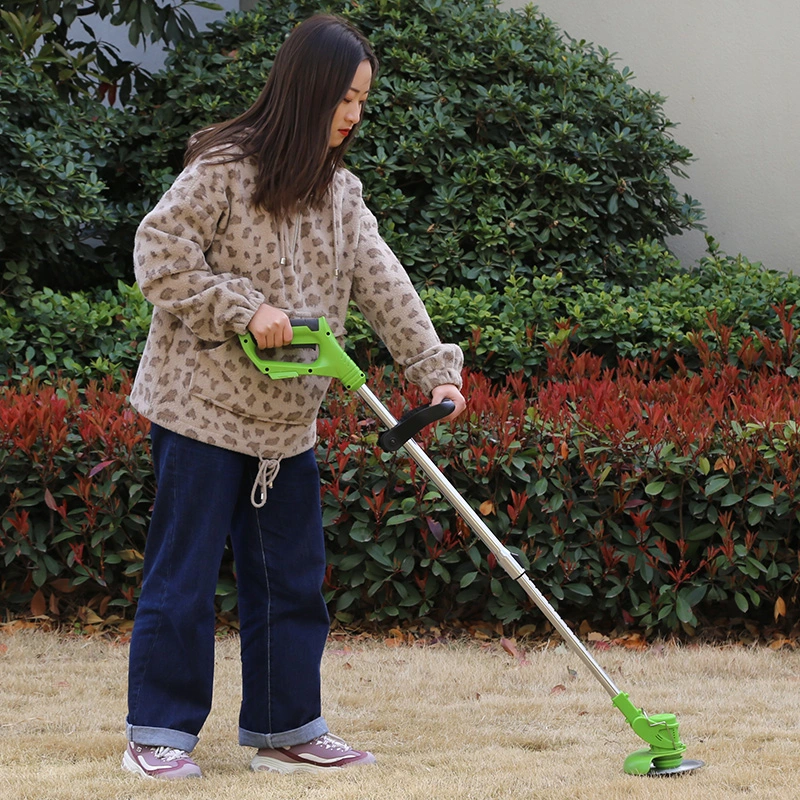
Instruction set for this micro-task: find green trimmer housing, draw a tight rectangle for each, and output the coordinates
[239,318,705,778]
[613,692,703,776]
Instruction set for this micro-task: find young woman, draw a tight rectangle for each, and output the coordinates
[122,14,466,780]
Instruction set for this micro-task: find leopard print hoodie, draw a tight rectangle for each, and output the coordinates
[130,155,463,480]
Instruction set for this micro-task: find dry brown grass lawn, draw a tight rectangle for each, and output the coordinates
[1,631,800,800]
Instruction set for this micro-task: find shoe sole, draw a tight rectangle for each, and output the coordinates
[252,756,343,774]
[251,753,376,775]
[122,750,201,780]
[122,750,156,779]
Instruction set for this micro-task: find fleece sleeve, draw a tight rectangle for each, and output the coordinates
[133,159,265,342]
[350,201,463,395]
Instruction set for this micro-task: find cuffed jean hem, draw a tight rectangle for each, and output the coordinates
[238,716,328,749]
[126,720,199,753]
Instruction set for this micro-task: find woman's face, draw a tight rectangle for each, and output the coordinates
[329,59,372,148]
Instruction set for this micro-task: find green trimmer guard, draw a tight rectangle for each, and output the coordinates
[240,318,705,777]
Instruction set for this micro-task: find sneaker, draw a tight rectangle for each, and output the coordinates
[250,733,376,774]
[122,741,202,779]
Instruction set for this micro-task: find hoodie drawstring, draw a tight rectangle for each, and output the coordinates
[251,456,282,508]
[279,214,300,266]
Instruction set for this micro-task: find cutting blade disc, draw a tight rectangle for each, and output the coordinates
[648,759,705,777]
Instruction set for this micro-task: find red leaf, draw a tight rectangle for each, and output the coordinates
[426,517,444,543]
[89,460,115,478]
[44,489,58,512]
[622,609,635,625]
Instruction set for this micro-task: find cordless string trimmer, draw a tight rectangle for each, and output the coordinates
[239,317,704,777]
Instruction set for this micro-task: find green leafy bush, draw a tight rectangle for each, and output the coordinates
[118,0,702,291]
[0,54,130,293]
[348,240,800,379]
[0,283,149,382]
[4,240,799,387]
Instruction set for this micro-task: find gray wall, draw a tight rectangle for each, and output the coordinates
[503,0,800,271]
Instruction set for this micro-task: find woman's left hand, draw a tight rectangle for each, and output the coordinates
[430,383,467,421]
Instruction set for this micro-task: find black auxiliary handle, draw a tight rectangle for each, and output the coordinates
[377,400,456,452]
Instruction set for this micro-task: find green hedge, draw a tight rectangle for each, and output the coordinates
[3,319,800,634]
[0,283,148,383]
[4,241,800,386]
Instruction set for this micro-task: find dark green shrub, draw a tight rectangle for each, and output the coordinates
[0,283,149,382]
[0,54,130,293]
[118,0,703,291]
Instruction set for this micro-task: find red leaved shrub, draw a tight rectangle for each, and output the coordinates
[3,313,800,635]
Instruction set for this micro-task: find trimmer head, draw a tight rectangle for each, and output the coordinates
[623,745,704,776]
[613,693,704,777]
[647,758,705,777]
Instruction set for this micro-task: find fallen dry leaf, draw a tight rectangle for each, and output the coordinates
[551,684,567,694]
[30,590,46,618]
[769,639,791,650]
[81,609,104,626]
[500,637,521,658]
[500,637,529,664]
[612,633,649,651]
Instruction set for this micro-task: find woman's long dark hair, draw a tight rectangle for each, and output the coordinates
[185,14,378,219]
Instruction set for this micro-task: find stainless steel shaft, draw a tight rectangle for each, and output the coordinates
[357,384,621,699]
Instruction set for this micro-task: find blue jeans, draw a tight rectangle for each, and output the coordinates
[126,424,330,752]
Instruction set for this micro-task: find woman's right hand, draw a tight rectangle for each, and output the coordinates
[247,304,293,350]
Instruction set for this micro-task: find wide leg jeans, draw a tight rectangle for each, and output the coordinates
[126,424,330,752]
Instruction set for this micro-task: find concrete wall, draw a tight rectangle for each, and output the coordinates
[501,0,800,271]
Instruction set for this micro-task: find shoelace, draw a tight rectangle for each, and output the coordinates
[151,746,188,762]
[250,456,282,508]
[310,734,349,752]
